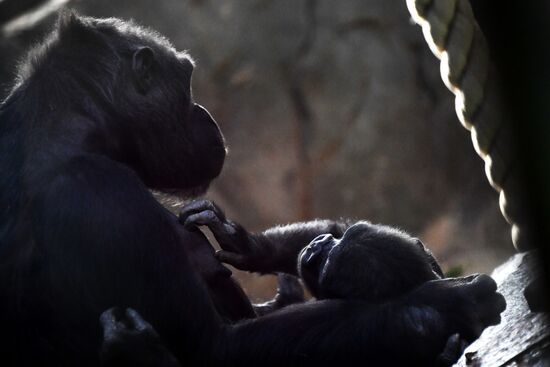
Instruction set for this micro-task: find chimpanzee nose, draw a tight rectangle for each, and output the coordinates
[311,233,333,246]
[303,234,333,266]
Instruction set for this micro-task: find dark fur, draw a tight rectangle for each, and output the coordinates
[298,221,443,302]
[0,13,504,367]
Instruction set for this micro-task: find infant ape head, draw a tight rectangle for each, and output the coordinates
[298,221,444,302]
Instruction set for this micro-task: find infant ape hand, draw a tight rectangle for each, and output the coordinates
[99,308,181,367]
[413,274,506,343]
[179,199,272,272]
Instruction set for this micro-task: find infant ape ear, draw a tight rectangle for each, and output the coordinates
[56,10,101,45]
[415,239,444,278]
[132,46,155,93]
[57,9,85,32]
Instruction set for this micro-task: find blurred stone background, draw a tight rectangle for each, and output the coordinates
[0,0,514,302]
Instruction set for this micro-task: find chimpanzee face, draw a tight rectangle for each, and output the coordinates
[64,15,227,195]
[116,33,227,194]
[298,222,443,302]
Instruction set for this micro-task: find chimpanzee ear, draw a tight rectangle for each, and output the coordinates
[56,10,98,43]
[57,9,84,31]
[132,47,155,93]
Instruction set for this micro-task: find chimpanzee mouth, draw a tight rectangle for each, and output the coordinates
[299,244,327,278]
[160,182,211,200]
[152,183,211,211]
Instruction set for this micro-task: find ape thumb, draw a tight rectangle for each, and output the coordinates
[215,250,245,268]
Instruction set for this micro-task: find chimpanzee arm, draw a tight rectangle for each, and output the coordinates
[179,199,351,274]
[100,275,505,366]
[217,275,505,366]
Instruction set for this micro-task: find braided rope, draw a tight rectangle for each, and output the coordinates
[406,0,530,251]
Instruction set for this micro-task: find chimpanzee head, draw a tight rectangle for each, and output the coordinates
[20,12,226,195]
[298,221,444,302]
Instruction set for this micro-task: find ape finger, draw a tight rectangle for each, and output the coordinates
[100,308,123,341]
[182,211,240,249]
[100,308,117,328]
[125,308,155,333]
[179,198,225,224]
[183,210,222,229]
[469,274,497,295]
[478,292,506,326]
[435,333,468,367]
[215,250,247,270]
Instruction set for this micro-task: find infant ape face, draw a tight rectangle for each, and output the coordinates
[298,222,443,302]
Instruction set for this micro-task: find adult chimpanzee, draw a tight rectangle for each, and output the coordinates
[0,12,504,367]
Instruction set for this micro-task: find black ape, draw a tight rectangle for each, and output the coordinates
[100,308,181,367]
[0,13,504,367]
[298,221,443,301]
[296,221,476,365]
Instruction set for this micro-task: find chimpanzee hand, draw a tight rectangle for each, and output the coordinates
[179,199,273,272]
[435,333,469,367]
[412,274,506,344]
[275,273,305,305]
[99,308,181,367]
[254,273,305,315]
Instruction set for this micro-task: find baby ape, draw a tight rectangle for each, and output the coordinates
[296,222,468,366]
[233,221,445,311]
[297,221,444,302]
[0,13,504,367]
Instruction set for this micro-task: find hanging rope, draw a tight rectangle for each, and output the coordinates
[406,0,531,251]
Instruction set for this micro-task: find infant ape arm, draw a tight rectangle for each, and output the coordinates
[253,273,305,316]
[254,219,352,274]
[179,199,351,274]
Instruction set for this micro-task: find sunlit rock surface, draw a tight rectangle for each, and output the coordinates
[456,252,549,366]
